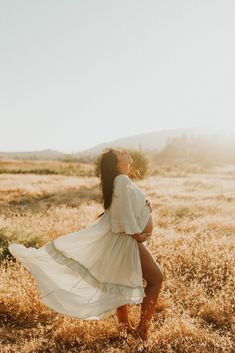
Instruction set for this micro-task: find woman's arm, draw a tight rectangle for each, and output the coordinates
[130,232,152,242]
[110,175,143,235]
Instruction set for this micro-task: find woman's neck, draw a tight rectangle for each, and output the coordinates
[118,166,129,175]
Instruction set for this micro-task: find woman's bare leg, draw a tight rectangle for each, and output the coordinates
[116,304,135,331]
[135,242,163,340]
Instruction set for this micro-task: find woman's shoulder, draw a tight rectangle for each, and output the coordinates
[113,175,132,194]
[114,174,130,185]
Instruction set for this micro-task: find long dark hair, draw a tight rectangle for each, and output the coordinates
[97,147,141,219]
[97,148,120,218]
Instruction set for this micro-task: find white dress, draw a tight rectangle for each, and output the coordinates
[8,174,152,320]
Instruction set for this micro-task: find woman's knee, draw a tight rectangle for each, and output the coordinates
[149,266,164,287]
[155,271,163,286]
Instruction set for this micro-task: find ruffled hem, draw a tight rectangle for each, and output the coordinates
[44,241,146,299]
[40,288,142,320]
[8,203,149,319]
[9,241,146,319]
[42,294,118,320]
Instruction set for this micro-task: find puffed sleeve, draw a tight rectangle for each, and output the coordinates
[110,175,143,235]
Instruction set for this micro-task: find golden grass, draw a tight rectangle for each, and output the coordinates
[0,165,234,352]
[0,159,94,176]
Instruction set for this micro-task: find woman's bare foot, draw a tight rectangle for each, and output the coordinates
[131,321,151,341]
[116,304,136,335]
[118,322,136,334]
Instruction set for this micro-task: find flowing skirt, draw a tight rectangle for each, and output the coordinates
[8,211,146,320]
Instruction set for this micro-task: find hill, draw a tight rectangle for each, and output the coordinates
[0,127,228,161]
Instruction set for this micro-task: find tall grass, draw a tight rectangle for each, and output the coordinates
[0,166,234,352]
[0,159,94,176]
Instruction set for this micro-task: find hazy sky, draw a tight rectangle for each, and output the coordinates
[1,0,234,153]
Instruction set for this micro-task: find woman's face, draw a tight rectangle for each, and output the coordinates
[114,149,133,169]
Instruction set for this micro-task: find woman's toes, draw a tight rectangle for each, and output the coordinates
[119,322,135,333]
[132,326,149,341]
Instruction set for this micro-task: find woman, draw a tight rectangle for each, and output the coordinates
[8,147,163,341]
[100,148,163,341]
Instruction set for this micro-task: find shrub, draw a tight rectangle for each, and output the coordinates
[94,148,149,179]
[0,228,45,262]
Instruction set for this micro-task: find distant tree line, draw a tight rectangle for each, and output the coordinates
[79,135,235,170]
[151,134,235,165]
[2,135,233,177]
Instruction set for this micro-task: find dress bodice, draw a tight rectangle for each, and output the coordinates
[107,175,151,235]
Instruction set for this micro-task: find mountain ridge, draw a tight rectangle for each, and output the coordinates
[0,127,231,160]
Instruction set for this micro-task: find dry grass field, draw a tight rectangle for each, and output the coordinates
[0,164,234,352]
[0,159,94,176]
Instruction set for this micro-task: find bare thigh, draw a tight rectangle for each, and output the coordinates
[137,242,163,285]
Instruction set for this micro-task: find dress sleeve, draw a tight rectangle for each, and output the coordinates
[110,175,143,235]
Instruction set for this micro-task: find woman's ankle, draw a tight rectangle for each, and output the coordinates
[118,319,134,327]
[136,319,152,337]
[118,322,136,335]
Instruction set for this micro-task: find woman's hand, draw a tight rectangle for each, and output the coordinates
[145,199,152,213]
[130,232,152,242]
